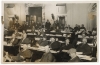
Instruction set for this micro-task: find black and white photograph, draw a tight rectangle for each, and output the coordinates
[2,1,98,63]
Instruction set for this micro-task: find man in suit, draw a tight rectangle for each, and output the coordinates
[35,45,56,62]
[60,38,74,62]
[21,21,27,31]
[8,34,18,46]
[11,43,32,62]
[19,30,31,44]
[49,38,61,51]
[13,29,20,37]
[76,38,92,55]
[68,48,81,62]
[45,19,51,31]
[60,38,74,51]
[53,20,60,30]
[39,37,48,46]
[74,24,79,31]
[14,19,20,30]
[80,24,86,31]
[35,21,41,30]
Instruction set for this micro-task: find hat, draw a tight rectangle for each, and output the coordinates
[68,48,76,54]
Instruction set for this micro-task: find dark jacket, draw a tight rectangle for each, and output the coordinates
[40,52,56,62]
[50,41,61,51]
[9,38,18,45]
[61,43,74,51]
[40,40,48,46]
[76,43,92,55]
[19,38,31,44]
[68,56,81,62]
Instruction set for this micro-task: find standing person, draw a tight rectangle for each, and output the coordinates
[45,19,51,31]
[14,19,20,30]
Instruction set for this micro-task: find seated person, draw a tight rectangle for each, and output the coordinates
[3,51,12,62]
[8,25,15,32]
[31,38,37,47]
[60,38,74,52]
[31,26,35,34]
[68,48,81,62]
[59,38,74,62]
[14,19,20,30]
[13,29,20,37]
[67,25,73,32]
[39,37,49,47]
[80,24,86,31]
[81,33,89,38]
[92,35,97,57]
[35,21,41,30]
[19,30,31,44]
[76,38,92,55]
[40,28,46,36]
[55,26,61,33]
[41,22,45,29]
[49,37,61,51]
[92,29,97,36]
[21,21,27,31]
[53,20,60,30]
[8,34,18,46]
[11,43,32,62]
[74,24,79,31]
[35,45,56,62]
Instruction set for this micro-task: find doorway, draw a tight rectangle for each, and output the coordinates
[29,7,42,22]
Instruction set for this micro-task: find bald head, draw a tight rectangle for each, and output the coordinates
[82,38,87,44]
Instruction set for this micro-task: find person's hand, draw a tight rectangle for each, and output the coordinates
[20,55,25,59]
[35,59,41,62]
[62,50,68,52]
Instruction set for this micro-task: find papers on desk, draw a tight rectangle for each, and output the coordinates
[61,31,66,33]
[18,32,22,34]
[4,41,7,45]
[35,38,40,40]
[78,35,92,38]
[49,34,55,36]
[67,34,71,37]
[77,54,92,61]
[56,34,62,37]
[27,33,36,35]
[27,29,31,32]
[16,36,22,39]
[59,41,65,43]
[77,41,82,45]
[62,50,68,52]
[76,52,83,55]
[88,43,93,47]
[5,36,12,39]
[50,30,56,32]
[46,34,49,36]
[63,34,66,37]
[35,30,38,32]
[76,52,93,61]
[50,50,58,53]
[90,36,93,38]
[78,35,82,38]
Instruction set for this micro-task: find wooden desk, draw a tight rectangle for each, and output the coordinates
[76,52,93,61]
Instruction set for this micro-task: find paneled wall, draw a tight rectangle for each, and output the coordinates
[4,3,96,30]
